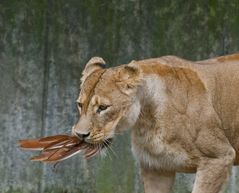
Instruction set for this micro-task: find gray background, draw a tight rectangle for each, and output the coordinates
[0,0,239,193]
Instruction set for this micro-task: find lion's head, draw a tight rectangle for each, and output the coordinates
[72,57,142,147]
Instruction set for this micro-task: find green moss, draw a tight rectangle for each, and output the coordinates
[5,189,23,193]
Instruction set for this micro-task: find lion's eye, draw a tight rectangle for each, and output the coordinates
[77,102,83,114]
[96,105,109,114]
[77,102,83,109]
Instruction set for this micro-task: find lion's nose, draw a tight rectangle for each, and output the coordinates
[75,132,90,140]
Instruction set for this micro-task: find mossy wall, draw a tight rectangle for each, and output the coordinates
[0,1,239,193]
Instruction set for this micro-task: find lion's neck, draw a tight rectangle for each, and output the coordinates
[133,75,167,129]
[117,75,166,133]
[130,75,169,166]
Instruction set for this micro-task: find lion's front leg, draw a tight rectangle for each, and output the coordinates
[141,166,175,193]
[192,150,235,193]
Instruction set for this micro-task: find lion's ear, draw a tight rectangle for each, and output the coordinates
[81,57,106,83]
[116,61,141,95]
[83,57,106,76]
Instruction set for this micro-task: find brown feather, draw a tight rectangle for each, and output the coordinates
[85,146,99,159]
[39,135,71,142]
[43,138,73,151]
[43,142,89,162]
[31,149,57,161]
[18,139,51,150]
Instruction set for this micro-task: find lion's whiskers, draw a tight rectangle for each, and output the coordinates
[104,139,117,158]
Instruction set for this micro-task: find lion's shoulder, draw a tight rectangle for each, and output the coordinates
[131,55,205,92]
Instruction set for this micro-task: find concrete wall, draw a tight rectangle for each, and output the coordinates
[0,1,239,192]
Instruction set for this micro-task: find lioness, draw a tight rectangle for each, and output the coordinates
[72,53,239,193]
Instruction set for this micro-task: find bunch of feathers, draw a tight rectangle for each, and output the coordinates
[18,134,101,163]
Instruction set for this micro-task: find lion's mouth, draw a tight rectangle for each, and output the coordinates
[18,135,113,163]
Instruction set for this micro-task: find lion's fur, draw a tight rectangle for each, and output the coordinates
[73,53,239,193]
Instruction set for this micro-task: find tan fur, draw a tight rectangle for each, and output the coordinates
[73,53,239,193]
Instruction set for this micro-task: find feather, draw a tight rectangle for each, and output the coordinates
[18,139,50,150]
[85,146,99,159]
[31,149,57,161]
[39,135,71,142]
